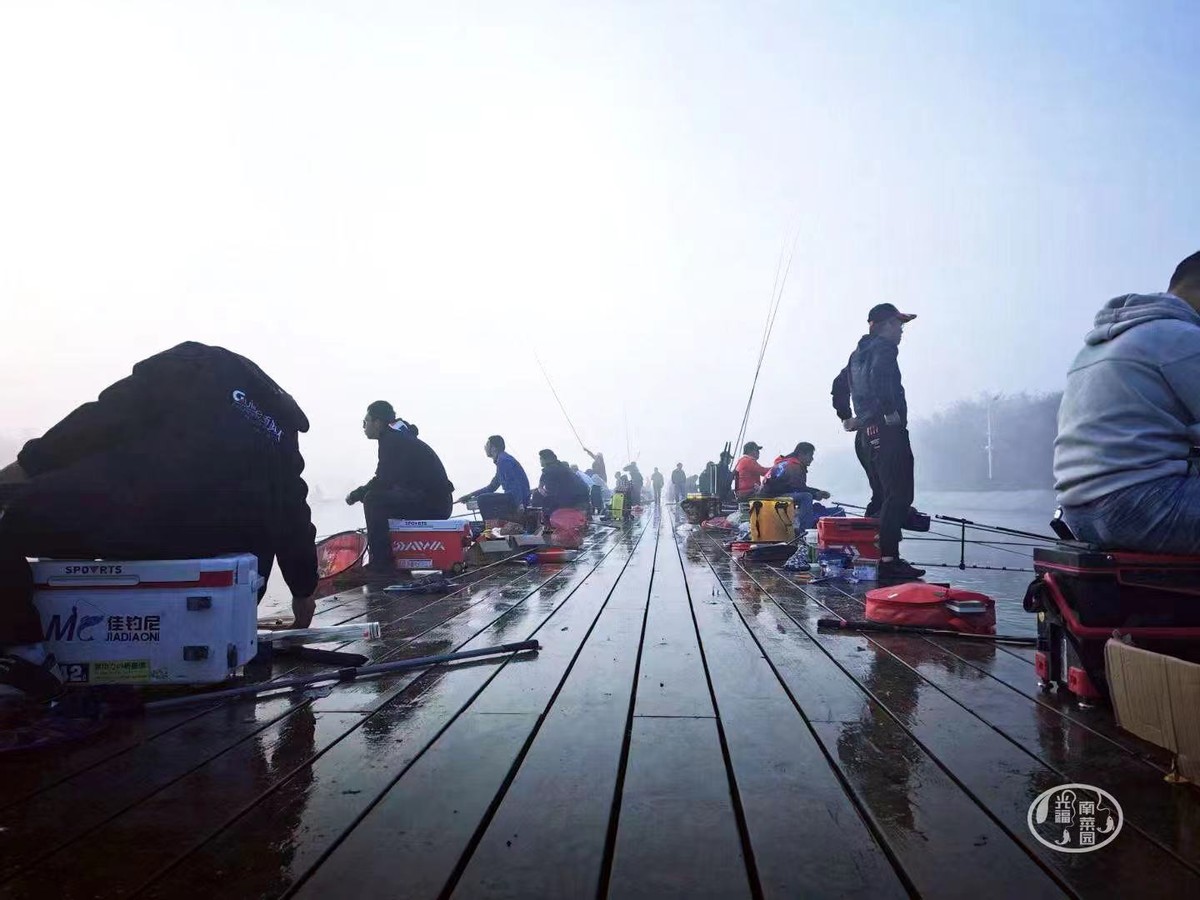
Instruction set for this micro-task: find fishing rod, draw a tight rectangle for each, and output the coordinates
[816,617,1037,646]
[143,639,542,713]
[732,225,803,454]
[534,352,588,451]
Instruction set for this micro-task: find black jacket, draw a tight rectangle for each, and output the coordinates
[17,342,319,597]
[832,334,907,426]
[358,424,454,508]
[538,460,590,509]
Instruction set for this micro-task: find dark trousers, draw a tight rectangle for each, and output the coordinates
[590,485,605,515]
[856,428,884,518]
[868,425,915,559]
[364,489,452,568]
[653,487,662,505]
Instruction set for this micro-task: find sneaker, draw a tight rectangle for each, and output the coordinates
[878,559,926,581]
[0,653,64,704]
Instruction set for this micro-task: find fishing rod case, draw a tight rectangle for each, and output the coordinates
[1025,545,1200,701]
[864,582,996,635]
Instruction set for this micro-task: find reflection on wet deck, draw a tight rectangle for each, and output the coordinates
[3,510,1199,899]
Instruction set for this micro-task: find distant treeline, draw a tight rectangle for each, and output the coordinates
[911,392,1062,491]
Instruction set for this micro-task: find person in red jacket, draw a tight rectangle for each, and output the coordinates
[732,442,771,499]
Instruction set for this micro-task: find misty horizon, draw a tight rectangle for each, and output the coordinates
[2,2,1197,508]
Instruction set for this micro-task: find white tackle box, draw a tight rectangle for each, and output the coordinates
[31,554,262,686]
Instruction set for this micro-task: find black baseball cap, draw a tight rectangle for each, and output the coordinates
[743,441,763,454]
[868,303,917,324]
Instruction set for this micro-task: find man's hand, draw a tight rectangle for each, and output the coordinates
[345,486,366,505]
[883,413,901,426]
[456,493,474,504]
[816,490,832,501]
[0,462,28,485]
[291,595,316,628]
[841,418,858,432]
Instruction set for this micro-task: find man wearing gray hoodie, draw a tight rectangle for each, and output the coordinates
[1055,251,1200,552]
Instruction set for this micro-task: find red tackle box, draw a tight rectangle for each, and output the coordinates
[389,520,472,574]
[816,517,881,560]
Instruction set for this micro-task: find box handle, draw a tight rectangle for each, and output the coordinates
[187,596,212,611]
[183,646,210,661]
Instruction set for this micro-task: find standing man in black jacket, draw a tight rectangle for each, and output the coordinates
[833,304,925,581]
[0,342,319,701]
[346,401,454,574]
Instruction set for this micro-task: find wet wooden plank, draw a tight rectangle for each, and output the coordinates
[0,710,365,900]
[690,536,1067,900]
[632,520,713,718]
[806,577,1177,768]
[297,526,655,899]
[132,520,645,900]
[704,540,1200,898]
[448,526,659,899]
[0,551,603,890]
[675,537,908,899]
[0,569,525,810]
[0,694,312,884]
[605,716,752,900]
[793,579,1199,865]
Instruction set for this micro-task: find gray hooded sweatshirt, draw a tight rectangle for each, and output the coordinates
[1054,293,1200,506]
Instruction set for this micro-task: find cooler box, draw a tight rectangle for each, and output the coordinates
[31,554,261,686]
[816,517,880,560]
[389,519,471,572]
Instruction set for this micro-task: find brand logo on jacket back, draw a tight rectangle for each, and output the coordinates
[231,389,284,443]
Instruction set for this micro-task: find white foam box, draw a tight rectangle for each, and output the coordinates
[31,554,262,686]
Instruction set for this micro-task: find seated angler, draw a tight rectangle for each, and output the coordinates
[530,450,591,517]
[0,342,319,702]
[733,441,770,500]
[1055,251,1200,553]
[760,442,841,530]
[456,435,530,522]
[347,401,454,574]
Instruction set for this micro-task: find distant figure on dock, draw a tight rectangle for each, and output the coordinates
[671,463,687,503]
[0,342,320,702]
[651,467,665,505]
[623,462,644,506]
[457,435,531,522]
[836,303,925,581]
[586,469,610,515]
[733,441,770,499]
[346,401,453,574]
[582,447,607,483]
[531,449,591,517]
[1055,251,1200,553]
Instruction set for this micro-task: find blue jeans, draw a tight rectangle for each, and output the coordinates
[1063,475,1200,554]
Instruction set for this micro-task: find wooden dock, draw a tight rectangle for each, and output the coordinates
[2,509,1199,898]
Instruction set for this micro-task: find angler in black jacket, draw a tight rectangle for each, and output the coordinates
[832,304,924,581]
[346,401,454,573]
[0,342,319,700]
[531,449,590,516]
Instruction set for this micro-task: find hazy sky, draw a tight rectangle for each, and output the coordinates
[2,1,1197,501]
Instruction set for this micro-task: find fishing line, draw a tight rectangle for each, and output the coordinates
[534,352,587,450]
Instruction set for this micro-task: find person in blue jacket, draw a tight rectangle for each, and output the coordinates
[457,435,531,516]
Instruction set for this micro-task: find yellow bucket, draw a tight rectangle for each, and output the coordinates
[749,498,796,542]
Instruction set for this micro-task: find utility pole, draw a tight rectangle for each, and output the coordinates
[985,396,995,481]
